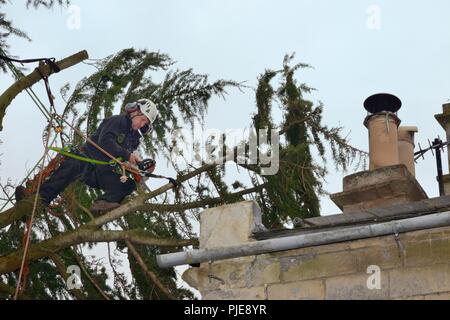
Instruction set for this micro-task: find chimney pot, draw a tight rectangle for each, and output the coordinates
[363,93,402,170]
[398,126,418,177]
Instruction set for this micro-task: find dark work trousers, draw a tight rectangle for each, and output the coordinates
[39,157,136,205]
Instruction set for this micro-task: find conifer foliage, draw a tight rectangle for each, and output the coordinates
[251,54,366,228]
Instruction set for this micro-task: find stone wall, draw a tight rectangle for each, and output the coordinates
[182,201,450,300]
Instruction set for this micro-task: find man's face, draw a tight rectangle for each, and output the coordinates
[131,114,150,131]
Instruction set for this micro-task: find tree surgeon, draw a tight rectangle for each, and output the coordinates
[39,99,159,214]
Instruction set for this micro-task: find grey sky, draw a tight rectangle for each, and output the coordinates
[1,0,450,216]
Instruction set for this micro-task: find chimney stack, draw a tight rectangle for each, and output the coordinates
[330,93,427,213]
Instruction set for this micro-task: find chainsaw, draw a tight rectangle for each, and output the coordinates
[131,158,178,187]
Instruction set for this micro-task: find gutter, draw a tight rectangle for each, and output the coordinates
[156,210,450,268]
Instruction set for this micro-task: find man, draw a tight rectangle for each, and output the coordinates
[39,99,158,214]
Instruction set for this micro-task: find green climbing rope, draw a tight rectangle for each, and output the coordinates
[49,146,121,166]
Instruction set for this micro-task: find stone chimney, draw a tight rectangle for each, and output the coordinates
[331,93,427,213]
[434,103,450,195]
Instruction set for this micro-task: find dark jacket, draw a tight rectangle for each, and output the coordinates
[83,114,141,162]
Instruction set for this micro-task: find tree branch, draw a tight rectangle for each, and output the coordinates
[125,241,177,300]
[139,184,267,213]
[72,250,111,300]
[0,196,36,230]
[0,50,89,130]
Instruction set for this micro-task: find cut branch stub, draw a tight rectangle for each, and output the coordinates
[0,50,89,131]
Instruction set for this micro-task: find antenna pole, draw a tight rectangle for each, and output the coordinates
[433,138,445,196]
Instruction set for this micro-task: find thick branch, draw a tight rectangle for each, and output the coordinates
[0,196,36,230]
[0,228,197,275]
[87,229,197,247]
[0,50,89,130]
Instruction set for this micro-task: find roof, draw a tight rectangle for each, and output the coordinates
[253,195,450,240]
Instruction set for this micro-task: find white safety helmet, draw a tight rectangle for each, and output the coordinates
[135,98,159,123]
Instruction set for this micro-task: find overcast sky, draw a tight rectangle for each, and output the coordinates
[2,0,450,215]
